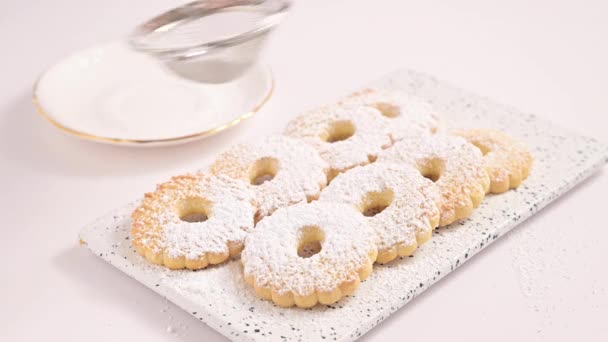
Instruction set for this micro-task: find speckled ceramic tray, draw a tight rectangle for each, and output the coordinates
[80,69,608,342]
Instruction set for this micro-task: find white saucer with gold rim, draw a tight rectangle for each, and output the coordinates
[33,41,273,146]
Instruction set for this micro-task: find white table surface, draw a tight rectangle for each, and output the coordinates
[1,0,607,341]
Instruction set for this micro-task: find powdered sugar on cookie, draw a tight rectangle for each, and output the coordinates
[339,88,439,141]
[284,105,392,180]
[241,201,377,307]
[210,135,328,221]
[379,134,490,226]
[452,128,533,193]
[319,163,441,263]
[131,173,256,269]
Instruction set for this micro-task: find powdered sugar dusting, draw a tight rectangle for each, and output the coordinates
[241,202,376,296]
[319,163,440,252]
[80,69,608,342]
[379,134,489,224]
[210,135,328,219]
[131,173,255,259]
[339,87,439,141]
[452,128,533,187]
[284,105,392,177]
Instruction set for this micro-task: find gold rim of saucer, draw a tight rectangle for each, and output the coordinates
[32,67,274,146]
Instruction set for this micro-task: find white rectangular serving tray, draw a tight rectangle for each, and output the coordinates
[80,69,608,342]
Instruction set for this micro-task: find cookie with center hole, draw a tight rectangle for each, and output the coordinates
[319,162,441,263]
[241,201,378,308]
[379,134,490,226]
[339,87,440,141]
[451,128,533,194]
[284,105,393,180]
[131,173,256,270]
[210,135,328,221]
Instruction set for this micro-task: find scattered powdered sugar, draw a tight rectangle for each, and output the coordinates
[379,134,488,223]
[339,87,439,141]
[319,163,440,251]
[210,135,328,219]
[284,105,392,177]
[241,201,377,296]
[506,217,574,333]
[132,173,256,259]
